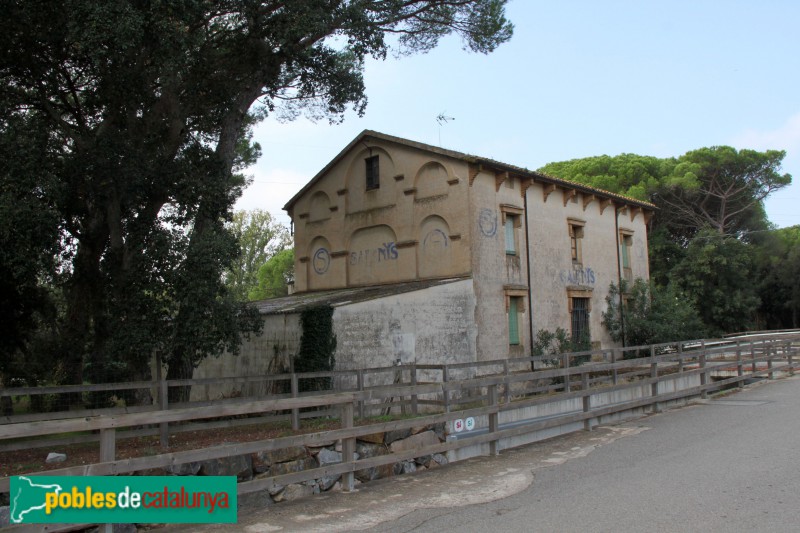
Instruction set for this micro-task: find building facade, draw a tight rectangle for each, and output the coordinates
[282,131,653,363]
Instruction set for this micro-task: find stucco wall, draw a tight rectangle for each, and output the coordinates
[190,313,302,401]
[468,168,531,360]
[332,279,478,384]
[291,139,473,292]
[525,182,650,347]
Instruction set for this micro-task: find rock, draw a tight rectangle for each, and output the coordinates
[268,457,317,477]
[317,474,340,491]
[0,506,9,528]
[432,422,447,441]
[45,452,67,464]
[384,428,412,444]
[112,524,137,533]
[358,432,385,444]
[410,425,429,435]
[400,461,417,474]
[414,455,432,466]
[389,430,439,454]
[393,460,417,475]
[199,454,252,481]
[355,442,386,459]
[253,446,308,466]
[316,448,342,466]
[238,489,273,511]
[273,483,314,503]
[165,462,201,476]
[355,463,393,482]
[431,453,448,466]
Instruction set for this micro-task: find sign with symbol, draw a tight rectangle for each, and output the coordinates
[465,417,475,431]
[454,419,464,433]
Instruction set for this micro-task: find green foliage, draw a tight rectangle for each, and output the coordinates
[539,153,675,201]
[0,1,512,395]
[751,226,800,329]
[250,249,295,301]
[602,279,706,349]
[657,146,790,238]
[531,328,589,367]
[670,230,760,335]
[296,307,337,393]
[226,210,291,301]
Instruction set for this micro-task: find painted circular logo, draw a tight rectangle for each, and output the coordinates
[313,248,330,275]
[478,208,497,237]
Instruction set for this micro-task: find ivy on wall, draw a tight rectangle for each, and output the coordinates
[295,306,337,392]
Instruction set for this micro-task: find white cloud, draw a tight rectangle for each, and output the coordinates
[730,112,800,229]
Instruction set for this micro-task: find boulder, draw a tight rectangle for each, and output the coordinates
[45,452,66,464]
[268,457,317,477]
[355,442,386,458]
[199,454,252,481]
[165,462,201,476]
[358,432,385,445]
[384,428,412,444]
[389,430,440,454]
[0,506,9,528]
[316,448,342,466]
[272,483,314,503]
[251,446,307,472]
[238,489,273,511]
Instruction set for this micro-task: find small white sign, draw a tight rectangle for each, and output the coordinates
[454,419,464,433]
[465,417,475,431]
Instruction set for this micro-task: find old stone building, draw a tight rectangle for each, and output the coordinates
[193,130,654,391]
[286,131,652,359]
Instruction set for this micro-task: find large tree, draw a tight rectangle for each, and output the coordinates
[1,1,513,398]
[655,146,790,238]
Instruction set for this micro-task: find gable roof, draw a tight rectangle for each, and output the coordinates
[283,130,656,213]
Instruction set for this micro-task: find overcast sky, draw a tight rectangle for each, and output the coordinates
[237,1,800,231]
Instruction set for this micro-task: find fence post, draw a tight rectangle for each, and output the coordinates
[100,428,116,463]
[677,342,684,373]
[291,374,300,430]
[488,384,499,456]
[699,343,708,400]
[582,372,592,431]
[410,363,418,415]
[341,402,355,492]
[443,365,450,413]
[562,354,571,393]
[650,346,660,413]
[356,369,365,419]
[789,340,795,375]
[503,360,511,405]
[736,341,744,388]
[611,349,618,385]
[751,341,757,373]
[767,342,775,380]
[156,351,169,450]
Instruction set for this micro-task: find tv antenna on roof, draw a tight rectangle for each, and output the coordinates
[436,112,455,145]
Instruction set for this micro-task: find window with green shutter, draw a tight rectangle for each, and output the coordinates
[508,297,520,345]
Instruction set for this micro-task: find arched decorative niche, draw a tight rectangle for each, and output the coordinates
[348,224,400,285]
[413,161,450,199]
[418,215,453,278]
[309,191,332,222]
[344,147,397,213]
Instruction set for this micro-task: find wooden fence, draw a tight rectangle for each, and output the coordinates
[1,332,799,532]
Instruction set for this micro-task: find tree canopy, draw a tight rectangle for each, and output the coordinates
[226,209,291,300]
[0,0,513,399]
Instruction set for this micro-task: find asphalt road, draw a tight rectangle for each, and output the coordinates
[181,375,800,533]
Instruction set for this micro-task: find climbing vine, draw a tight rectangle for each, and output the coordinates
[295,306,337,392]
